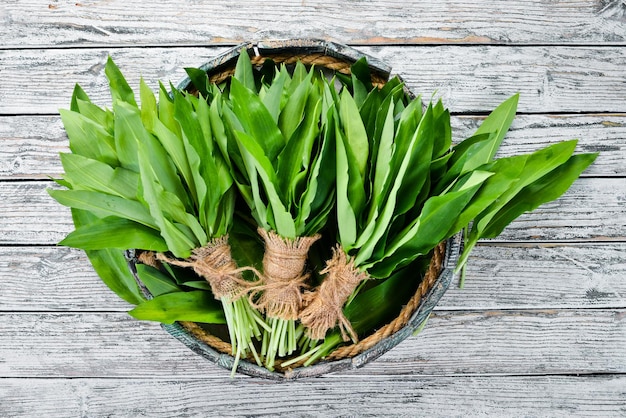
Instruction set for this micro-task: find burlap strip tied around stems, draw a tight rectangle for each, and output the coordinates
[300,245,369,343]
[250,228,320,321]
[156,235,255,301]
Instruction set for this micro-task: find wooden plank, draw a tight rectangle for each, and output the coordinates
[0,182,74,245]
[1,178,619,245]
[441,243,626,309]
[2,244,626,312]
[3,0,626,47]
[0,116,68,180]
[2,375,625,417]
[2,113,624,180]
[3,46,626,114]
[0,246,132,312]
[0,310,623,378]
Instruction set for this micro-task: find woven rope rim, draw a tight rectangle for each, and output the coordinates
[165,47,442,371]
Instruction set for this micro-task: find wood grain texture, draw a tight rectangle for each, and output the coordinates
[2,244,625,312]
[0,309,623,378]
[2,375,625,417]
[2,177,619,245]
[0,246,132,312]
[3,0,626,47]
[2,46,626,114]
[2,113,624,180]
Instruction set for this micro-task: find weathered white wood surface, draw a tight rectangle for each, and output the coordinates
[1,0,625,415]
[3,46,626,114]
[2,375,625,417]
[2,0,626,47]
[2,309,624,377]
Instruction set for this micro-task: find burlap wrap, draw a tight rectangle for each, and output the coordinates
[156,236,253,301]
[250,228,320,320]
[300,246,368,342]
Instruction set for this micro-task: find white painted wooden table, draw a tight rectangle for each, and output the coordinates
[1,1,625,416]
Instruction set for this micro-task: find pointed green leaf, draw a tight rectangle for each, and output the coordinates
[60,216,168,252]
[229,78,285,162]
[60,109,118,166]
[234,49,257,93]
[71,208,145,305]
[472,93,519,162]
[128,291,225,324]
[481,152,598,238]
[105,56,137,107]
[70,84,91,112]
[60,153,138,200]
[339,89,369,178]
[184,67,211,98]
[135,264,181,297]
[49,189,157,228]
[234,130,295,238]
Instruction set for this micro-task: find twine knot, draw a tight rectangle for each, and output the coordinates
[250,228,320,320]
[156,236,255,301]
[300,245,369,343]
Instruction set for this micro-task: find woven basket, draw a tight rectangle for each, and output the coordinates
[126,40,462,380]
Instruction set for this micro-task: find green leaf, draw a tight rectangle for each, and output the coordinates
[262,68,289,122]
[345,260,423,334]
[75,99,114,135]
[139,78,158,130]
[432,100,452,159]
[135,264,181,297]
[370,99,395,203]
[71,209,145,305]
[472,93,519,162]
[339,89,369,179]
[137,147,197,258]
[180,281,212,291]
[369,180,486,278]
[233,49,257,93]
[354,106,435,265]
[229,225,264,280]
[335,118,360,250]
[70,84,91,112]
[436,132,496,194]
[59,109,118,167]
[128,291,225,324]
[117,101,191,209]
[276,93,322,204]
[295,106,336,234]
[49,189,157,228]
[481,152,598,238]
[112,101,142,172]
[278,68,314,143]
[474,140,579,234]
[184,67,211,98]
[456,140,582,273]
[60,153,138,200]
[350,57,374,92]
[444,155,526,235]
[229,78,286,162]
[60,216,168,252]
[393,104,435,217]
[105,56,137,107]
[156,82,179,131]
[234,130,296,238]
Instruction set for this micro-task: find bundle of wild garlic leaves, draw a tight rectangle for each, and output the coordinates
[50,51,597,374]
